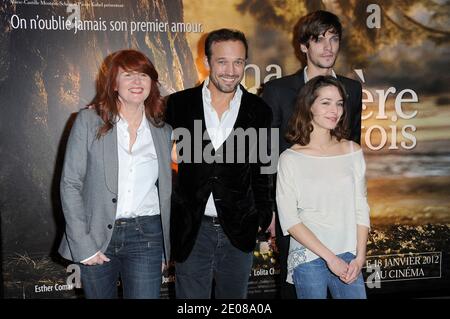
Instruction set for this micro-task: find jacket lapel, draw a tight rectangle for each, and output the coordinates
[195,83,211,141]
[292,69,305,91]
[148,120,170,198]
[103,126,118,195]
[232,86,254,130]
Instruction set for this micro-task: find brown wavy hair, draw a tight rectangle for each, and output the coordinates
[296,10,342,47]
[93,49,165,138]
[286,75,349,146]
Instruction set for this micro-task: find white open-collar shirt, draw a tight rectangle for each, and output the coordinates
[202,77,243,217]
[116,110,160,219]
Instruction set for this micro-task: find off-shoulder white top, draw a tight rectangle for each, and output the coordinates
[276,147,370,284]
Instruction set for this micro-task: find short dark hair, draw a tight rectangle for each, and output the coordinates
[296,10,342,47]
[204,28,248,62]
[286,75,349,146]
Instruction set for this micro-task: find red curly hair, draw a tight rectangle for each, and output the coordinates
[94,49,165,137]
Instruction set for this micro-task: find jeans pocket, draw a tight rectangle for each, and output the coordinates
[136,218,163,239]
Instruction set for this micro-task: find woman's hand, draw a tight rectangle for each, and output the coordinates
[341,256,365,284]
[82,252,111,266]
[326,255,349,279]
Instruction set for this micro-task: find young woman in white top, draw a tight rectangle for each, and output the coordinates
[276,75,370,299]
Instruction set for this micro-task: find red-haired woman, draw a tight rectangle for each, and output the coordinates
[59,49,172,299]
[276,75,370,299]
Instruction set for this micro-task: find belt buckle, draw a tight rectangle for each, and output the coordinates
[115,219,127,225]
[211,216,220,226]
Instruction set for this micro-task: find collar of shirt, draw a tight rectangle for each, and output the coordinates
[303,66,337,83]
[116,108,149,135]
[202,77,243,114]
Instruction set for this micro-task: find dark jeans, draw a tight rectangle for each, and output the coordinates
[79,215,163,299]
[175,216,253,299]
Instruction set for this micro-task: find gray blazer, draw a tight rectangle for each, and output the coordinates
[58,109,172,263]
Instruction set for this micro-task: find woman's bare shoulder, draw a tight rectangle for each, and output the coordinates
[339,139,361,152]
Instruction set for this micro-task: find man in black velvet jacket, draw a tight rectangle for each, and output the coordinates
[262,10,363,299]
[165,29,274,299]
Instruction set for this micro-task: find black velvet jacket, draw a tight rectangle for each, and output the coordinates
[165,83,274,262]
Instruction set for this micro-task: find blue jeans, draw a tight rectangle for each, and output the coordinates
[175,216,253,299]
[79,215,163,299]
[292,252,367,299]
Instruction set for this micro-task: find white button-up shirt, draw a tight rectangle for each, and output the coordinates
[202,77,242,217]
[303,66,337,83]
[116,112,160,219]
